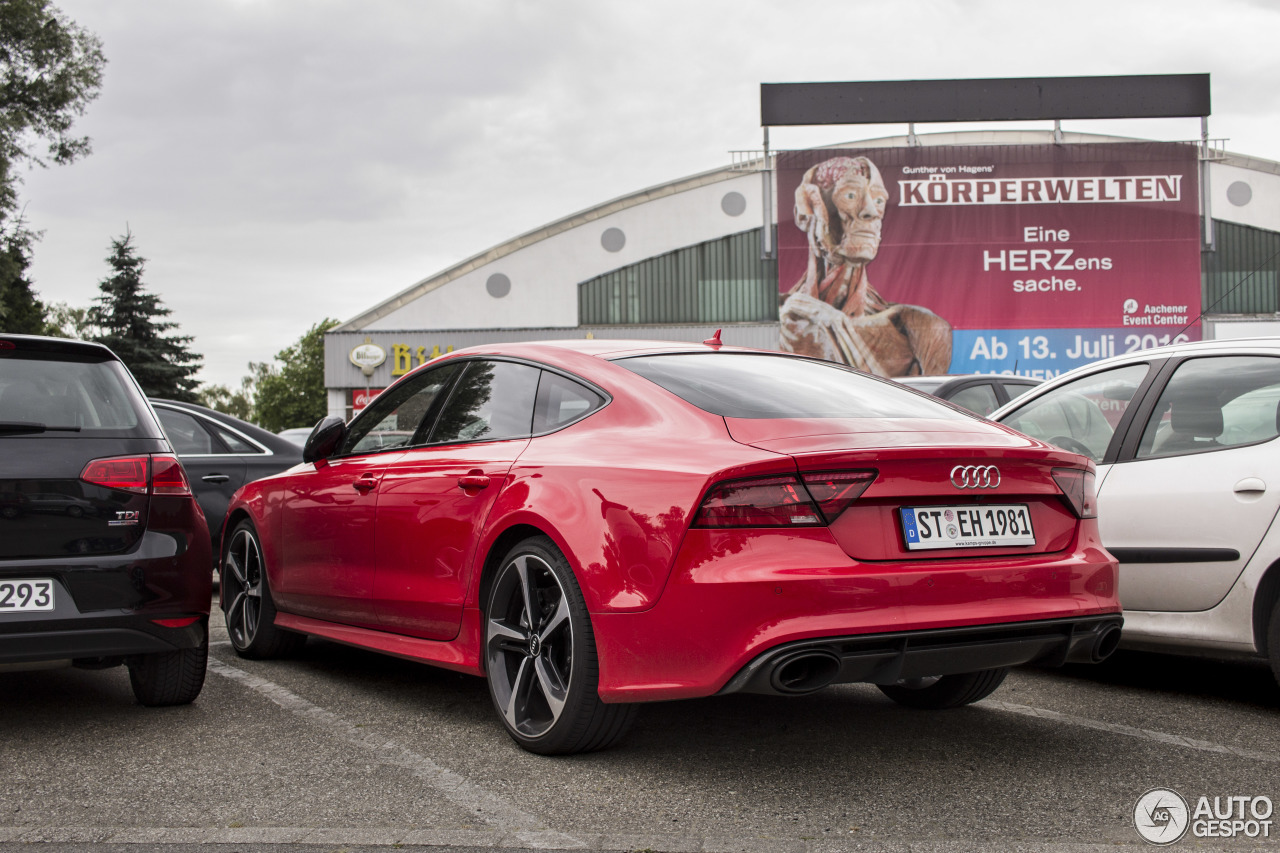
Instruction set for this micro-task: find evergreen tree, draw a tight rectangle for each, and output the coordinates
[0,221,44,333]
[90,231,202,401]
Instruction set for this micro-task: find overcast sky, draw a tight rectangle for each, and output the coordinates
[19,0,1280,389]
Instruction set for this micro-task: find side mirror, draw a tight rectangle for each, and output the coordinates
[303,416,347,464]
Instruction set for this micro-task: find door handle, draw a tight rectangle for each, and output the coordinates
[458,475,491,490]
[353,473,378,493]
[1234,477,1266,494]
[201,474,231,484]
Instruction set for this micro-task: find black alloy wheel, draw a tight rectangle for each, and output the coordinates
[221,520,304,659]
[484,536,635,754]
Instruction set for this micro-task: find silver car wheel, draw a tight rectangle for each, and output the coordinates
[222,526,263,651]
[486,553,573,738]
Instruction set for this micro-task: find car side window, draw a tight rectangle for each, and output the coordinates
[156,407,217,455]
[342,363,461,455]
[999,364,1150,461]
[429,360,539,444]
[533,371,605,433]
[1004,382,1036,402]
[947,383,999,416]
[1137,356,1280,459]
[211,424,261,454]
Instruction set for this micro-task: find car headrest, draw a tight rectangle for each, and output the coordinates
[1170,397,1223,438]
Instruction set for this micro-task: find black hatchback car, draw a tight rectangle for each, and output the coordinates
[0,335,211,705]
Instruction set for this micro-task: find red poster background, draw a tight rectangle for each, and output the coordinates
[776,142,1202,374]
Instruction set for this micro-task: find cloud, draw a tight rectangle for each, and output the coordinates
[19,0,1280,388]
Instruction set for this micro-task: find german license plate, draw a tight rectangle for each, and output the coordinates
[900,505,1035,550]
[0,579,55,612]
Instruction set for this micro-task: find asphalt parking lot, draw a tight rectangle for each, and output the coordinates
[3,602,1279,853]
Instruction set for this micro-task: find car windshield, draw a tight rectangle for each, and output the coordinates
[614,353,968,420]
[0,353,156,436]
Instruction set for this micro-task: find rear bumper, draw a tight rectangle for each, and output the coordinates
[718,615,1124,696]
[0,527,212,665]
[591,527,1120,703]
[0,618,207,665]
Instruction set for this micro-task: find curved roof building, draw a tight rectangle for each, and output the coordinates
[325,130,1280,417]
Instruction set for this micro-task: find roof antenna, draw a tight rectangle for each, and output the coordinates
[702,329,723,348]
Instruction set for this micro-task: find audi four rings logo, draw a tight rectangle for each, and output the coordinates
[951,465,1000,489]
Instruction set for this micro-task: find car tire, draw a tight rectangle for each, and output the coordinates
[484,535,636,755]
[127,621,208,706]
[222,520,305,660]
[877,667,1009,709]
[1268,597,1280,688]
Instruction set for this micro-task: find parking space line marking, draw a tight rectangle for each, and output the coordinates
[983,698,1278,763]
[5,825,821,851]
[206,658,584,849]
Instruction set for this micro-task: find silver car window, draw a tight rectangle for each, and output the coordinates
[1137,356,1280,459]
[1000,364,1150,461]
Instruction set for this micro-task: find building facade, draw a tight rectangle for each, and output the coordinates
[325,130,1280,419]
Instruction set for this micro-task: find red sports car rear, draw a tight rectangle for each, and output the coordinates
[221,340,1120,754]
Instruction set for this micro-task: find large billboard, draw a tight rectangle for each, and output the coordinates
[776,142,1202,379]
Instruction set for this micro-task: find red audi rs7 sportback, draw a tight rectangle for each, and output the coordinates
[220,339,1121,754]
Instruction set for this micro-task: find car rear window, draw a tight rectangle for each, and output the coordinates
[615,353,968,420]
[0,351,161,437]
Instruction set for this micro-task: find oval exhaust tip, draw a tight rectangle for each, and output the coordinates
[1093,625,1122,662]
[770,650,841,695]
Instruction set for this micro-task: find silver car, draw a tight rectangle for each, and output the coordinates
[991,337,1280,685]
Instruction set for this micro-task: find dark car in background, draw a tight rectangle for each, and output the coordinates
[0,335,211,705]
[895,374,1041,417]
[149,399,304,561]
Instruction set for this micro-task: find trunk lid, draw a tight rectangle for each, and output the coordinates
[0,340,170,560]
[725,416,1085,561]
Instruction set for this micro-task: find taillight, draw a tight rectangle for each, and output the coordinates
[1052,467,1097,518]
[81,456,149,493]
[151,454,193,496]
[694,475,824,528]
[80,454,193,497]
[800,470,877,524]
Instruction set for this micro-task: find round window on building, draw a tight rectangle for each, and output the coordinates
[486,273,511,298]
[601,227,626,252]
[721,191,747,216]
[1227,181,1253,207]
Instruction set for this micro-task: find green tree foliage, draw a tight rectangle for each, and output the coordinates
[90,231,202,402]
[252,318,339,432]
[42,298,92,338]
[0,0,105,220]
[0,220,43,332]
[199,369,260,422]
